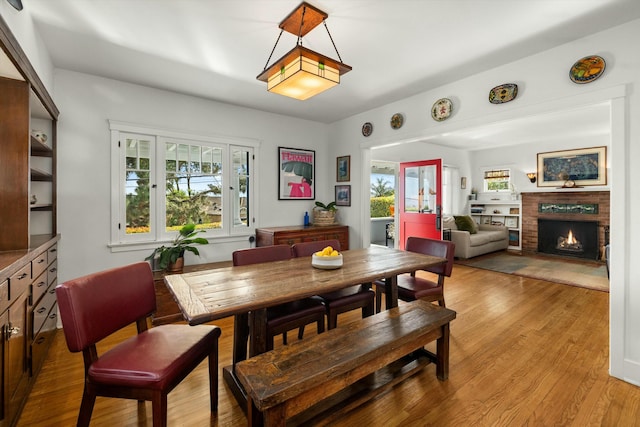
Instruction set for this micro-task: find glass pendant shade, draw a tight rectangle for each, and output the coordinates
[259,46,346,100]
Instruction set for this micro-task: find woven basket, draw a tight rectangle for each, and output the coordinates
[312,208,337,226]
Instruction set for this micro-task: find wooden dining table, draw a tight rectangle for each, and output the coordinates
[164,245,446,406]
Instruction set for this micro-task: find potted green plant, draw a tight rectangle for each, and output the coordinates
[145,223,208,272]
[313,201,337,226]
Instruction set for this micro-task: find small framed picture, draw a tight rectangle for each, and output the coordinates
[336,155,350,182]
[335,185,351,206]
[461,177,467,189]
[505,217,518,228]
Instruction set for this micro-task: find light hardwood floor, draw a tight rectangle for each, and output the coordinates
[17,265,640,426]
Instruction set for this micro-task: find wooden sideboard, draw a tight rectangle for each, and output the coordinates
[255,225,349,250]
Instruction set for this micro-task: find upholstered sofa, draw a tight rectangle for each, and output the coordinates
[443,216,509,259]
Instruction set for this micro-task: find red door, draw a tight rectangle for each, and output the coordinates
[398,159,443,249]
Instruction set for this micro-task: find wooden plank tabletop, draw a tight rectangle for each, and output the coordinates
[165,246,445,326]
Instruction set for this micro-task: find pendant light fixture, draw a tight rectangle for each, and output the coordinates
[257,2,352,100]
[7,0,23,11]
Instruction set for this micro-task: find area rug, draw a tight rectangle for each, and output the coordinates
[455,251,609,292]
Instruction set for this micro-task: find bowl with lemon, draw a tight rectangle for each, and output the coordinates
[311,245,343,270]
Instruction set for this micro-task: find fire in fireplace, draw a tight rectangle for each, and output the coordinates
[538,219,599,260]
[557,229,583,253]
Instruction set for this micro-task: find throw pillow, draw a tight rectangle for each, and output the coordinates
[454,215,478,234]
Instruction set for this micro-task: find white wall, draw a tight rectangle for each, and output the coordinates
[53,70,329,281]
[328,19,640,385]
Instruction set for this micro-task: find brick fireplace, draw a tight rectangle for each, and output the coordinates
[520,191,609,260]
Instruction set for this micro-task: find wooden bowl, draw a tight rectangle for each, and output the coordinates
[311,253,343,270]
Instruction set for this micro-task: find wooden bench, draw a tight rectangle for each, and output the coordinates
[235,300,456,427]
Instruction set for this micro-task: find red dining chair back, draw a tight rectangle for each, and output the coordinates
[56,261,221,427]
[375,237,455,312]
[232,245,325,350]
[292,240,375,329]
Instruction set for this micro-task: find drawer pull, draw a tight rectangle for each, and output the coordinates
[49,288,56,295]
[49,267,57,273]
[17,273,28,280]
[37,307,47,314]
[37,281,46,288]
[37,258,45,264]
[35,336,46,345]
[49,248,57,253]
[49,313,57,320]
[7,326,20,338]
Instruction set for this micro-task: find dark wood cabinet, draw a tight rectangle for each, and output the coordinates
[0,17,60,427]
[255,225,349,250]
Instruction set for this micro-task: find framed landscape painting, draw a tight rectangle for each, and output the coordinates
[337,155,350,182]
[537,146,607,187]
[279,147,315,200]
[335,185,351,206]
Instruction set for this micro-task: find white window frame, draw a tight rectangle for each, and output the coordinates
[482,168,512,193]
[109,120,259,251]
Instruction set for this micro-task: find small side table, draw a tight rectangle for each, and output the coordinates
[442,228,451,241]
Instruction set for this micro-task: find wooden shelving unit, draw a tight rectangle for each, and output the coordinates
[470,200,522,250]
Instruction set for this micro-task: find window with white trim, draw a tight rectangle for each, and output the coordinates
[483,168,511,192]
[110,122,257,246]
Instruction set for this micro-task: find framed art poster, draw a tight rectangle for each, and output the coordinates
[279,147,315,200]
[337,155,350,182]
[537,146,606,187]
[335,185,351,206]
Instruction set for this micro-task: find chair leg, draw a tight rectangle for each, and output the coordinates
[297,326,305,340]
[152,392,168,427]
[209,348,219,411]
[282,331,287,345]
[363,300,375,318]
[317,316,325,334]
[77,386,96,427]
[438,297,446,308]
[328,311,338,330]
[375,289,383,313]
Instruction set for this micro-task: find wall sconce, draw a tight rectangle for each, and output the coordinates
[527,172,537,183]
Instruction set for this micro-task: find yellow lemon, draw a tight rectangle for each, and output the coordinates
[322,246,333,256]
[314,251,323,257]
[330,250,339,257]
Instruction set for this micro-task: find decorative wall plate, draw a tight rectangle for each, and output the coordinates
[390,113,404,129]
[489,83,518,104]
[431,98,452,121]
[362,122,373,137]
[569,55,606,84]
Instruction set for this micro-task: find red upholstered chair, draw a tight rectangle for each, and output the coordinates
[292,240,375,329]
[232,244,325,350]
[374,237,455,312]
[55,261,221,427]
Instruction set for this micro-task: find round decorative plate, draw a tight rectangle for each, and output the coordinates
[431,98,452,121]
[569,55,606,84]
[390,113,404,129]
[361,122,373,137]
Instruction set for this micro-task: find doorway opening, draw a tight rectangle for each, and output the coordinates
[370,161,396,247]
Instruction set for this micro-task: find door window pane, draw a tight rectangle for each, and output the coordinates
[232,147,250,228]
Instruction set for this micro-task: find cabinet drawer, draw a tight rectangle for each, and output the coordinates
[32,251,48,279]
[0,279,8,313]
[31,303,57,376]
[10,263,31,299]
[32,286,56,336]
[47,259,58,287]
[47,244,58,264]
[274,236,304,246]
[31,270,49,306]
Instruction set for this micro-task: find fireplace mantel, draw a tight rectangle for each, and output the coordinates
[520,191,609,258]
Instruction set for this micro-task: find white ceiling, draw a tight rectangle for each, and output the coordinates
[19,0,639,146]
